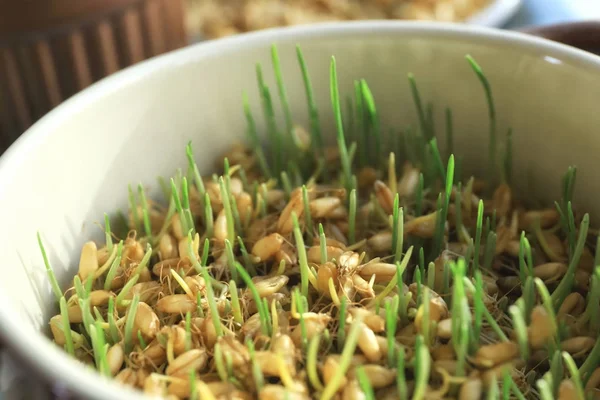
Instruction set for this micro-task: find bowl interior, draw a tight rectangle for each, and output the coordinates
[1,22,600,398]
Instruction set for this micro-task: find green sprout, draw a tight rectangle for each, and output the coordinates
[256,64,283,174]
[412,334,431,400]
[360,80,382,162]
[307,335,324,391]
[472,199,484,272]
[235,262,270,337]
[330,57,352,191]
[37,232,63,303]
[392,196,404,263]
[107,296,120,344]
[552,213,589,308]
[349,188,357,244]
[302,185,313,240]
[229,280,243,325]
[242,92,270,178]
[104,241,124,290]
[355,366,375,400]
[123,293,140,354]
[59,296,74,356]
[137,184,152,238]
[128,184,140,233]
[292,212,310,299]
[296,46,323,158]
[466,55,496,187]
[321,315,364,400]
[219,176,235,243]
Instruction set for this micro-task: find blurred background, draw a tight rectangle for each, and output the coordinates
[0,0,599,398]
[0,0,599,155]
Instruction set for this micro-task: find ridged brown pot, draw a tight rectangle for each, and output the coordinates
[0,0,187,153]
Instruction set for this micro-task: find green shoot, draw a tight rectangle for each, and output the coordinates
[385,296,399,367]
[296,46,323,156]
[59,296,74,356]
[128,184,140,233]
[123,293,140,354]
[318,224,327,264]
[104,241,124,290]
[280,172,292,199]
[104,214,113,253]
[271,45,293,137]
[412,335,431,400]
[483,231,497,270]
[472,199,484,272]
[229,280,243,324]
[292,212,310,299]
[256,64,282,174]
[137,331,147,349]
[537,379,553,400]
[466,55,496,187]
[355,366,375,400]
[349,188,357,244]
[579,334,600,384]
[242,92,270,177]
[107,296,120,344]
[354,81,366,167]
[337,296,347,352]
[408,73,429,140]
[307,335,324,391]
[186,141,206,199]
[214,342,229,382]
[201,237,210,267]
[552,213,589,308]
[37,232,62,302]
[535,278,559,345]
[219,177,235,243]
[224,239,238,283]
[237,236,256,276]
[550,351,563,396]
[445,108,453,159]
[429,138,445,181]
[188,234,223,338]
[392,196,404,263]
[563,352,586,399]
[488,376,500,400]
[295,289,309,352]
[472,271,485,351]
[509,303,529,360]
[321,315,364,400]
[360,80,382,162]
[330,57,352,191]
[137,184,152,238]
[586,267,600,336]
[247,339,264,392]
[189,370,198,400]
[170,178,188,235]
[396,346,408,399]
[302,185,313,240]
[204,192,214,238]
[432,155,454,258]
[235,262,270,337]
[90,322,110,377]
[502,369,511,400]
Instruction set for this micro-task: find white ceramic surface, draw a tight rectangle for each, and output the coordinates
[466,0,522,27]
[1,21,600,399]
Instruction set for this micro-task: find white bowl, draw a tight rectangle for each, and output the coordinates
[1,21,600,399]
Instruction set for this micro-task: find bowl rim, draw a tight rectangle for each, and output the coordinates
[1,20,600,399]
